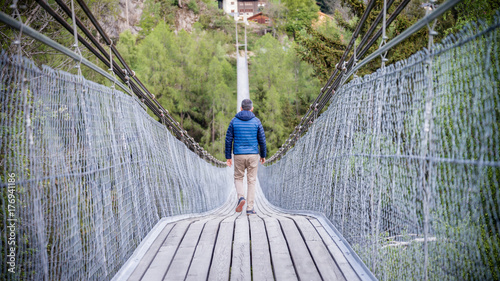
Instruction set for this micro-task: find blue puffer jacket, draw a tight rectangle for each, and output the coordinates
[225,110,267,159]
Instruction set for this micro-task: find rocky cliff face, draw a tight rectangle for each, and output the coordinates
[100,0,211,38]
[175,4,199,33]
[101,0,146,39]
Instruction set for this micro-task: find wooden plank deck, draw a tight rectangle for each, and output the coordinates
[116,182,372,281]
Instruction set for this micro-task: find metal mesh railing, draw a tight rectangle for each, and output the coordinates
[0,52,233,280]
[260,13,500,280]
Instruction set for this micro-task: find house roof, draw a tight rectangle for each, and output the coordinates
[248,12,269,21]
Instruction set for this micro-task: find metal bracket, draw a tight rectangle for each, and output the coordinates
[108,40,116,89]
[379,0,389,68]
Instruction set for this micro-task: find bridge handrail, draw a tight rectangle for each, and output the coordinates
[0,47,234,279]
[260,9,500,279]
[267,0,463,164]
[1,2,224,166]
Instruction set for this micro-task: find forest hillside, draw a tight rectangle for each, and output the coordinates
[115,0,325,160]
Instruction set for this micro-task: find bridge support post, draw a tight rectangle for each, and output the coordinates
[369,0,389,271]
[421,3,438,280]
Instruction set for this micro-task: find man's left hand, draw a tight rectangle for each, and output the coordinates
[226,159,232,167]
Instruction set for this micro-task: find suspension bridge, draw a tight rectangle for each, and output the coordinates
[1,0,499,280]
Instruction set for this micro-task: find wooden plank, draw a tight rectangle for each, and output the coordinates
[255,192,320,279]
[185,216,229,281]
[230,214,251,281]
[254,188,283,217]
[253,192,272,216]
[126,195,233,281]
[163,218,210,281]
[219,197,237,215]
[140,220,192,281]
[292,216,346,280]
[256,188,359,280]
[260,185,346,280]
[253,197,292,281]
[276,217,322,280]
[259,215,298,281]
[309,218,360,281]
[248,214,274,281]
[212,194,237,216]
[127,224,175,281]
[207,213,239,281]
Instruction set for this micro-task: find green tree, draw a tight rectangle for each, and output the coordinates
[251,34,320,155]
[116,30,138,69]
[135,22,179,111]
[281,0,320,35]
[118,21,236,159]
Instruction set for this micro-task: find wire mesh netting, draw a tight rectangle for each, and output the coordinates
[260,14,500,280]
[0,52,233,280]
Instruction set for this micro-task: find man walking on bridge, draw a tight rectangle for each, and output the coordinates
[225,99,267,215]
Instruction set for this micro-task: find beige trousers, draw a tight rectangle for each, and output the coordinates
[234,154,260,210]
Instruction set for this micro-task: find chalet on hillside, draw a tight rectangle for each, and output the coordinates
[247,12,270,25]
[218,0,267,20]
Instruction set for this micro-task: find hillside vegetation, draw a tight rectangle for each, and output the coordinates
[116,0,323,159]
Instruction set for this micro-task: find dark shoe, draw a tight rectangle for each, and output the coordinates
[236,197,246,212]
[246,209,256,215]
